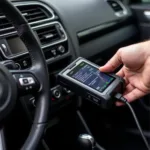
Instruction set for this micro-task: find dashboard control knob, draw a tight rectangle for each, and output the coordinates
[15,63,21,70]
[57,45,65,54]
[52,89,61,99]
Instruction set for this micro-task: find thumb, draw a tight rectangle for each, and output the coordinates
[99,50,123,72]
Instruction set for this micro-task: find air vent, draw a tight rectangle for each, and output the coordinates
[34,22,67,47]
[0,2,55,37]
[36,25,60,45]
[108,1,123,12]
[17,5,52,23]
[107,0,127,17]
[0,15,14,36]
[0,17,12,29]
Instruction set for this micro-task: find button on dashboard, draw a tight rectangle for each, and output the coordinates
[17,57,31,69]
[57,45,65,54]
[51,49,57,57]
[52,89,61,99]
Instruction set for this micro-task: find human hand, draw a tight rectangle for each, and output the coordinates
[99,41,150,106]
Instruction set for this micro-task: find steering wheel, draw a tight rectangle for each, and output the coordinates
[0,0,50,149]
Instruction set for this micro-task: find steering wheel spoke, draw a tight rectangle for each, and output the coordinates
[10,69,40,96]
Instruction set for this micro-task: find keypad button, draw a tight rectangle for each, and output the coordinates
[23,79,28,84]
[51,49,57,57]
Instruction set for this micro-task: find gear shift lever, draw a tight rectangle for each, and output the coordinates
[78,134,96,150]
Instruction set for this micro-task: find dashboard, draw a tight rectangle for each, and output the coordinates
[1,2,149,150]
[0,0,138,115]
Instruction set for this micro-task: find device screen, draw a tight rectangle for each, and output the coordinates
[67,61,115,92]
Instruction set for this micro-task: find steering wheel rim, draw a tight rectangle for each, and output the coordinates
[0,0,50,149]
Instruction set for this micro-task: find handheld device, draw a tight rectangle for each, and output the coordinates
[58,57,150,149]
[58,57,125,108]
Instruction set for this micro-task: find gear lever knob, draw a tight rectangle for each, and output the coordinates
[78,134,96,150]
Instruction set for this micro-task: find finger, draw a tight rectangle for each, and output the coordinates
[124,88,146,103]
[123,77,129,85]
[116,68,129,84]
[123,84,135,95]
[99,50,122,72]
[116,84,135,106]
[116,102,125,106]
[116,69,124,77]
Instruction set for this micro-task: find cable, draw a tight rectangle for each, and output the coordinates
[114,93,150,150]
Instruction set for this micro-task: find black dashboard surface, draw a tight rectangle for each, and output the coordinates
[10,0,139,59]
[39,0,138,58]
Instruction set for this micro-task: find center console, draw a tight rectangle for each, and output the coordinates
[0,1,76,116]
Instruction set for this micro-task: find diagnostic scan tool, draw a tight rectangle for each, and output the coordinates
[58,57,125,108]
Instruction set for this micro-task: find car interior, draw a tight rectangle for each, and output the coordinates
[0,0,149,149]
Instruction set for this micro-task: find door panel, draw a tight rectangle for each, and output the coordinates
[131,4,150,40]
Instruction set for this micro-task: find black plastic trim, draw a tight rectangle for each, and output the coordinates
[77,18,133,45]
